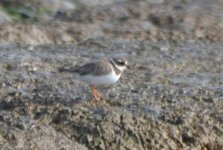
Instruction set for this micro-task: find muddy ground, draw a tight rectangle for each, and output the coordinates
[0,0,223,149]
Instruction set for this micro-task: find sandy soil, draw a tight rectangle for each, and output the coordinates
[0,0,223,149]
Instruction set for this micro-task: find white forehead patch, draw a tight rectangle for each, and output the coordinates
[116,65,126,72]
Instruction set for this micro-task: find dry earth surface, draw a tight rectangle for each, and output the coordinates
[0,0,223,149]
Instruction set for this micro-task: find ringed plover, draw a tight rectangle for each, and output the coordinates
[59,57,128,101]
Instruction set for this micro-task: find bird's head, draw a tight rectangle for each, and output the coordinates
[110,57,128,72]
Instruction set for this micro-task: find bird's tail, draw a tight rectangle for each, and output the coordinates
[58,67,77,73]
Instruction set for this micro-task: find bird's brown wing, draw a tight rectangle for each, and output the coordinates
[76,61,112,76]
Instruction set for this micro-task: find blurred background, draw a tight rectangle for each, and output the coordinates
[0,0,223,45]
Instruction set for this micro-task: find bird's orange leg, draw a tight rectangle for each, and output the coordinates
[91,86,101,101]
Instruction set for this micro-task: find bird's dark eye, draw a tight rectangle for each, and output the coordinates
[115,59,125,66]
[112,57,127,66]
[118,61,125,65]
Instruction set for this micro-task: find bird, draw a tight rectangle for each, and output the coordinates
[58,57,128,101]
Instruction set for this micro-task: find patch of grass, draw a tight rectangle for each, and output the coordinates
[1,6,49,21]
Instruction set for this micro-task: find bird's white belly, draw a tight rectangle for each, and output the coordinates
[79,71,121,85]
